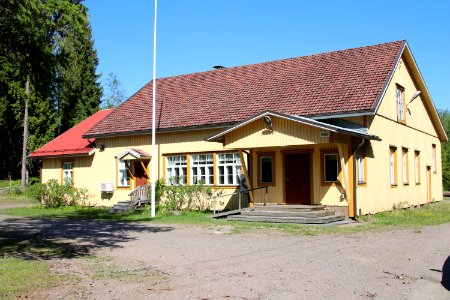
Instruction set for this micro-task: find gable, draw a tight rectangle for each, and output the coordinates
[375,46,447,141]
[208,111,379,149]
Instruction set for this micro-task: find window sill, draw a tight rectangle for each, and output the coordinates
[357,182,367,187]
[403,183,409,186]
[321,181,342,187]
[117,186,131,190]
[390,184,398,187]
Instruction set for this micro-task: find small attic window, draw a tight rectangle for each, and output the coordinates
[396,85,405,123]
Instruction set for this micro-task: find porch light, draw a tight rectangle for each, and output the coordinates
[407,90,421,107]
[263,115,273,130]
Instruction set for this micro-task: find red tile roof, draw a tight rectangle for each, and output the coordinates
[84,41,405,138]
[29,109,113,158]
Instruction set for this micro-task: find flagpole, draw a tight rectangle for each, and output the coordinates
[151,0,157,218]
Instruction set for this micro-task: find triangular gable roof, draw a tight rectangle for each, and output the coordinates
[206,111,381,142]
[116,148,151,160]
[29,109,113,158]
[84,41,406,138]
[371,43,447,141]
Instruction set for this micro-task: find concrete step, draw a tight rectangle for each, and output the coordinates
[241,209,335,218]
[252,205,326,212]
[228,214,345,224]
[109,200,134,213]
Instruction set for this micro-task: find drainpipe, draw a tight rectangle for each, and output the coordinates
[352,138,365,218]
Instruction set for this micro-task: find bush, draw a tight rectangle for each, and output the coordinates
[28,179,91,208]
[157,177,223,214]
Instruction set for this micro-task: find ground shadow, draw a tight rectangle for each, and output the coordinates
[442,255,450,291]
[0,216,173,260]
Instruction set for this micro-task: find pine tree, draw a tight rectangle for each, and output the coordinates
[0,0,102,179]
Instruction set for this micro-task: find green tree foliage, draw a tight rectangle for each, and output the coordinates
[0,0,102,178]
[439,109,450,191]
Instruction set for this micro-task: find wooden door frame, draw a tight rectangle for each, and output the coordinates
[282,149,314,205]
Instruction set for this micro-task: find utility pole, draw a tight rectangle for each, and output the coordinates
[21,77,29,188]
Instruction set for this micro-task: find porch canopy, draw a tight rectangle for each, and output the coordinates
[116,148,151,161]
[116,148,151,178]
[206,110,380,147]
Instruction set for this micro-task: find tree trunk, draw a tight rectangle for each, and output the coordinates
[21,78,29,188]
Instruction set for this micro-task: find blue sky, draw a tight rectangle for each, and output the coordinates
[84,0,450,110]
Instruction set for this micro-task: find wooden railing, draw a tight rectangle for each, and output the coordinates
[128,185,150,206]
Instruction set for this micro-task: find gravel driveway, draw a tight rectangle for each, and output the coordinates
[0,212,449,299]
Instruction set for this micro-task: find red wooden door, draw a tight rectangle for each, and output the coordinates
[285,153,311,205]
[134,162,148,187]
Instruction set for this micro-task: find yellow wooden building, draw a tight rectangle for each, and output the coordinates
[30,40,447,217]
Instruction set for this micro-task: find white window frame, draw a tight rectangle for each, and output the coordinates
[357,154,365,184]
[414,150,420,184]
[432,144,436,173]
[190,154,214,185]
[402,148,409,185]
[118,159,130,187]
[217,153,242,186]
[166,155,187,185]
[63,161,73,186]
[390,147,397,186]
[397,85,405,122]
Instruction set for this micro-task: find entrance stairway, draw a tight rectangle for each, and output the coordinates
[109,185,150,213]
[218,205,345,224]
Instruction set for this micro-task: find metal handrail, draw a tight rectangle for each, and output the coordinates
[211,185,270,213]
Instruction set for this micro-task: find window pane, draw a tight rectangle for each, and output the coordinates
[218,166,224,184]
[226,165,233,184]
[324,154,338,182]
[261,157,273,183]
[357,155,364,183]
[390,149,396,185]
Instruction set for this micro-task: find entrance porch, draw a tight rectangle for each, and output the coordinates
[206,111,380,218]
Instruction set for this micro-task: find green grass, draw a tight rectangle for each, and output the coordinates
[361,199,450,227]
[0,257,62,300]
[2,195,450,235]
[0,179,21,188]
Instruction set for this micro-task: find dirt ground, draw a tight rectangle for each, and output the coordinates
[0,209,449,300]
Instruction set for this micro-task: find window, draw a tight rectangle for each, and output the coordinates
[397,85,405,122]
[414,150,420,184]
[191,154,214,185]
[62,161,73,186]
[357,153,366,184]
[117,159,130,187]
[258,153,274,185]
[324,153,339,183]
[217,153,242,186]
[432,144,436,173]
[402,148,409,185]
[166,155,187,185]
[390,147,397,186]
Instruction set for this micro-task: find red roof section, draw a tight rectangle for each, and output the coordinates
[29,109,113,158]
[84,41,405,138]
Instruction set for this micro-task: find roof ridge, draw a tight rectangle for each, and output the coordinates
[145,40,406,84]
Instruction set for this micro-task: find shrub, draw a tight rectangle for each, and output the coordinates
[157,177,223,214]
[28,179,91,208]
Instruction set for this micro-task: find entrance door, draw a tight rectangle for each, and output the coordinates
[134,161,149,187]
[285,153,311,205]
